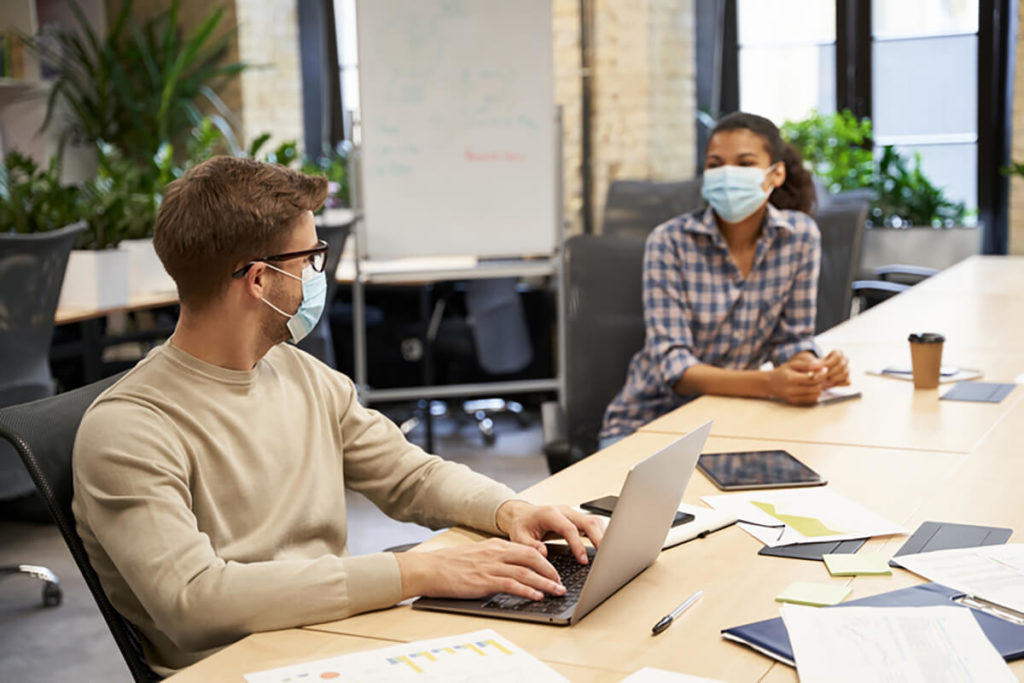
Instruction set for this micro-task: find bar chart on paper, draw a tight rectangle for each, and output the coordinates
[243,629,568,683]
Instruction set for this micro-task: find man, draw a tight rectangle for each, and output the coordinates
[72,157,604,675]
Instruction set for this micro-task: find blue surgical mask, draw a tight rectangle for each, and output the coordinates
[701,164,776,223]
[261,263,327,343]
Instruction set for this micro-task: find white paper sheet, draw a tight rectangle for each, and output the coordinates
[780,604,1016,683]
[619,667,726,682]
[701,487,906,547]
[243,629,566,683]
[896,544,1024,616]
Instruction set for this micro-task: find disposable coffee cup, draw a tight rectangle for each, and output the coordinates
[908,333,945,389]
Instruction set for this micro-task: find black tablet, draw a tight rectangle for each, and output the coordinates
[697,450,826,490]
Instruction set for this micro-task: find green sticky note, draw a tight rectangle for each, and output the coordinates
[822,552,892,576]
[775,581,851,607]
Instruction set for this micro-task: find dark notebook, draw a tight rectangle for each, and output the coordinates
[890,520,1013,568]
[758,538,866,561]
[721,583,1024,667]
[940,381,1016,403]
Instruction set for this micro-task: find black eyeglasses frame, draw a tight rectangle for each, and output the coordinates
[231,240,329,279]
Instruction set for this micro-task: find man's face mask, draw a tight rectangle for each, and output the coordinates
[261,263,327,343]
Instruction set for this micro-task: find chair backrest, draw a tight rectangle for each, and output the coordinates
[0,372,160,682]
[296,220,351,366]
[601,179,703,239]
[0,222,85,402]
[563,234,647,459]
[464,278,533,375]
[0,223,87,499]
[813,201,869,334]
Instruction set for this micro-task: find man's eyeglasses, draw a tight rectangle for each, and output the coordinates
[232,240,329,279]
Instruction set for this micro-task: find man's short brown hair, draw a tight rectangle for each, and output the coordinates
[153,156,329,308]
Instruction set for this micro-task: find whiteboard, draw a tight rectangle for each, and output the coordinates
[356,0,556,260]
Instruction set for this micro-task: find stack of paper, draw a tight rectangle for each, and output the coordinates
[702,487,906,547]
[896,544,1024,619]
[244,629,566,683]
[781,604,1016,683]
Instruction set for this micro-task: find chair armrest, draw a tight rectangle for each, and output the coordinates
[872,264,940,285]
[851,279,910,310]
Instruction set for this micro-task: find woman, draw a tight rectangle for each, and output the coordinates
[600,112,850,447]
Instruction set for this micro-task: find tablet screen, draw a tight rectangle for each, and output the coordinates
[697,450,826,490]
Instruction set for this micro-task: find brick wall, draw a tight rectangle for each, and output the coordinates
[1010,0,1024,254]
[573,0,696,233]
[235,0,305,154]
[553,0,585,236]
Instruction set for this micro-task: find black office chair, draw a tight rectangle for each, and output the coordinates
[404,277,534,447]
[601,179,704,238]
[0,222,85,599]
[813,200,869,333]
[543,234,647,472]
[296,219,352,367]
[0,373,161,682]
[851,264,939,311]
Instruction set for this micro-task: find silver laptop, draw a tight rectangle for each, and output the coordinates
[413,420,712,625]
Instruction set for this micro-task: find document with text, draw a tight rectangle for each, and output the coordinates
[781,604,1016,683]
[897,544,1024,617]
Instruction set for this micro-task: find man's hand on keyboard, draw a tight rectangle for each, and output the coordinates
[495,500,605,564]
[394,538,567,601]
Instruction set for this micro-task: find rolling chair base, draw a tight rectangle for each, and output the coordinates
[400,399,528,446]
[1,564,62,606]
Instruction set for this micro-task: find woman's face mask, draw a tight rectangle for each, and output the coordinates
[701,163,778,223]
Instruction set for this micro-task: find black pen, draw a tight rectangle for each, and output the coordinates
[651,589,703,635]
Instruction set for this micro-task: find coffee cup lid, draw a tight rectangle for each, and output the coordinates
[908,332,945,344]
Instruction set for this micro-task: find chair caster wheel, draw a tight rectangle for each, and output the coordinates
[42,582,62,607]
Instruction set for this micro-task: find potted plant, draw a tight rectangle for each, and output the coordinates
[24,0,245,300]
[782,110,978,274]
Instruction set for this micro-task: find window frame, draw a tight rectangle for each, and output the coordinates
[700,0,1015,253]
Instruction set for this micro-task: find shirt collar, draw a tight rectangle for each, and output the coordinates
[684,203,797,243]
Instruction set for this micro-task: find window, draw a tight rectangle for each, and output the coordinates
[871,0,979,219]
[737,0,836,125]
[335,0,360,141]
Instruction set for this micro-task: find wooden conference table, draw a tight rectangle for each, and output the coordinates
[168,256,1024,682]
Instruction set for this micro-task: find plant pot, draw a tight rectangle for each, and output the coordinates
[122,238,175,296]
[58,248,131,310]
[860,225,982,276]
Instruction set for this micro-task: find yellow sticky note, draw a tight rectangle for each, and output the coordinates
[823,552,892,576]
[775,581,851,607]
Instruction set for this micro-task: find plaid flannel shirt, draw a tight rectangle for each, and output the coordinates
[601,204,821,439]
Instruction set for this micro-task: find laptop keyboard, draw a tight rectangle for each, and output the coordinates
[482,544,597,615]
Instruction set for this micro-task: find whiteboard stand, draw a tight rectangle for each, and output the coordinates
[346,113,565,412]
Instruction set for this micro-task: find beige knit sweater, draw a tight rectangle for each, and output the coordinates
[72,341,516,674]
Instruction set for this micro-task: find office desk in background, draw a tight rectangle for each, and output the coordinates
[338,248,562,405]
[53,291,179,383]
[164,255,1023,682]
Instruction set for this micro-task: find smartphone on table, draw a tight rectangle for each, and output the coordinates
[580,494,694,526]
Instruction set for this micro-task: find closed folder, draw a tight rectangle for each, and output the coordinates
[721,583,1024,667]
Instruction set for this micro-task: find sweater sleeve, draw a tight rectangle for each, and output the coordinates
[334,375,517,535]
[73,399,403,655]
